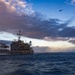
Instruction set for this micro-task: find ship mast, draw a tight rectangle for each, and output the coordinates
[17,30,22,41]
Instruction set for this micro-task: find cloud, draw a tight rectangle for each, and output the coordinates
[0,0,16,14]
[33,46,75,53]
[0,0,34,15]
[0,0,75,39]
[68,38,75,44]
[65,0,75,5]
[44,37,69,41]
[71,0,75,3]
[0,0,34,30]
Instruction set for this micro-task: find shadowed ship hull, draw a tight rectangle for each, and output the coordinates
[0,50,34,55]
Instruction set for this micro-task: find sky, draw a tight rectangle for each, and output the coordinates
[27,0,75,20]
[0,0,75,52]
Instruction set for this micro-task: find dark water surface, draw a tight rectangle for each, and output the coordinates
[0,52,75,75]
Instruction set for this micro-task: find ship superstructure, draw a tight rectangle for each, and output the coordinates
[0,30,34,55]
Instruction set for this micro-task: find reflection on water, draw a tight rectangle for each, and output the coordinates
[0,53,75,75]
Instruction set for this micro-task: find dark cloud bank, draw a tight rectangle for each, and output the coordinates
[1,13,75,39]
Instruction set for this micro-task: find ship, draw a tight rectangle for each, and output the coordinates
[0,30,34,55]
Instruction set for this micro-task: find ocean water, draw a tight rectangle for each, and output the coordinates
[0,53,75,75]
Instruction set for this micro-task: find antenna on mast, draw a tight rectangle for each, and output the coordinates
[17,30,22,41]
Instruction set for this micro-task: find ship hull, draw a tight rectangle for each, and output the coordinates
[10,50,34,55]
[0,50,34,55]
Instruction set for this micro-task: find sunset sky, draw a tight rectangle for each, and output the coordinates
[0,0,75,52]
